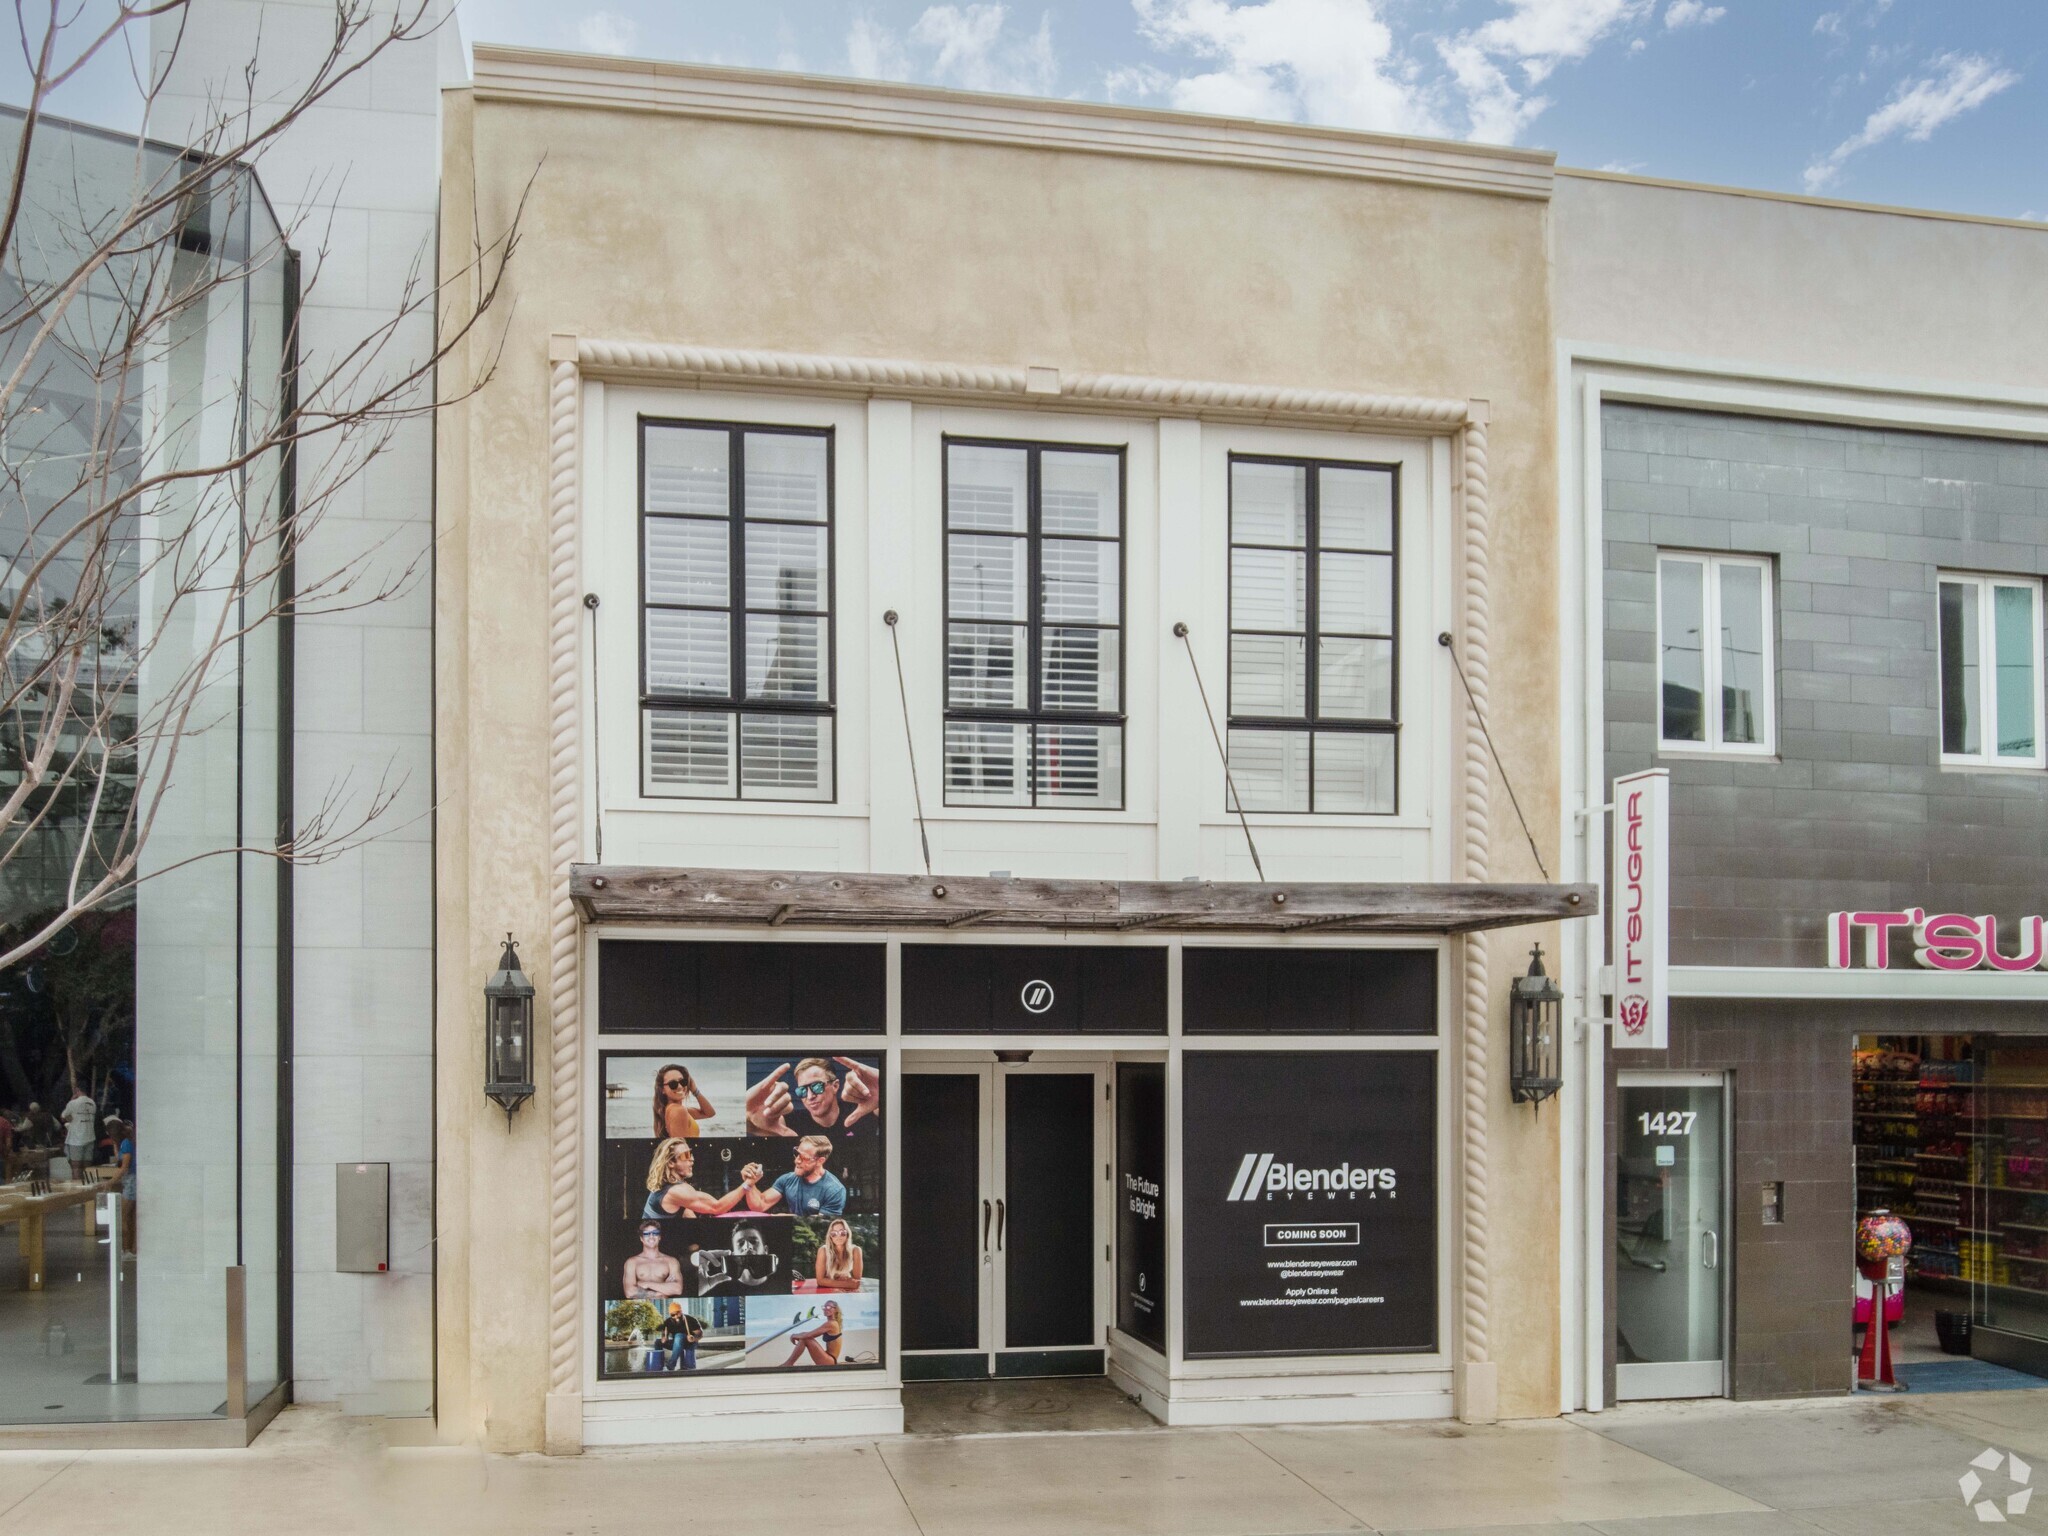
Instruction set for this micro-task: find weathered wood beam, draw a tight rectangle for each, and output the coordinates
[570,866,1121,920]
[569,866,1598,933]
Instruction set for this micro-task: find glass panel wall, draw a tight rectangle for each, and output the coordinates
[0,111,289,1425]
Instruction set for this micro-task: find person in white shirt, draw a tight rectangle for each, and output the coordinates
[61,1087,96,1179]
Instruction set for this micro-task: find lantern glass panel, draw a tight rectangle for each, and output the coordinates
[491,995,530,1084]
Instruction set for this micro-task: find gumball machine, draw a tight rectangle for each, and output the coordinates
[1855,1209,1912,1391]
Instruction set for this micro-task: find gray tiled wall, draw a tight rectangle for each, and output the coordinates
[1603,403,2048,968]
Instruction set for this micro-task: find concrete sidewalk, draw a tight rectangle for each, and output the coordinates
[4,1388,2046,1534]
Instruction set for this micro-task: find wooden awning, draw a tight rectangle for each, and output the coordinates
[571,866,1597,935]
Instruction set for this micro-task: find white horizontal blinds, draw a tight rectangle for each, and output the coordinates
[641,420,835,801]
[943,439,1125,808]
[1225,456,1397,813]
[644,709,734,796]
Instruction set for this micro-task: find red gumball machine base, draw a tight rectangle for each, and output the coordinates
[1855,1210,1913,1393]
[1855,1255,1911,1392]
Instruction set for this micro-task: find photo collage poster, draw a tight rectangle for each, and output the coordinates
[598,1051,884,1378]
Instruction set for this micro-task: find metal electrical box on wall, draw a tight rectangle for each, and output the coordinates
[336,1162,391,1273]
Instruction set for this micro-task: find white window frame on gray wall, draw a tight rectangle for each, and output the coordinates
[1654,551,1775,757]
[1937,571,2046,770]
[638,417,837,802]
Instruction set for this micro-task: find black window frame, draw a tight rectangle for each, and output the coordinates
[637,415,838,803]
[1225,452,1400,815]
[940,434,1127,810]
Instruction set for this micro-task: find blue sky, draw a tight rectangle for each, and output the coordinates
[450,0,2046,218]
[9,2,2044,219]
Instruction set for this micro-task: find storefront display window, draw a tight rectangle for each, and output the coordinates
[597,1050,884,1378]
[1182,1051,1436,1359]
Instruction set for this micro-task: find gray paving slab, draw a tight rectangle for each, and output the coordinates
[1586,1513,1830,1534]
[1574,1400,1996,1510]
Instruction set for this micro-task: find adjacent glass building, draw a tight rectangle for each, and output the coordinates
[0,109,290,1438]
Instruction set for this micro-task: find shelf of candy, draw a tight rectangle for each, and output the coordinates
[1961,1234,2014,1288]
[1855,1048,1920,1189]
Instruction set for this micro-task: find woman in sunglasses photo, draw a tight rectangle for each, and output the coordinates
[652,1062,716,1140]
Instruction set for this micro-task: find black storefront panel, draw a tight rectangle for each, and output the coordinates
[900,944,1167,1033]
[1182,1051,1436,1358]
[599,940,885,1033]
[1182,948,1437,1034]
[1116,1061,1167,1352]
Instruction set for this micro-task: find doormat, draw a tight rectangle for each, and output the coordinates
[1894,1359,2048,1393]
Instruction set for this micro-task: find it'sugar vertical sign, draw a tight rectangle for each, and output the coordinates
[1611,768,1668,1050]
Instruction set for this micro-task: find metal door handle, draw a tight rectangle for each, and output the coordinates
[1702,1230,1719,1270]
[996,1198,1006,1251]
[982,1199,992,1251]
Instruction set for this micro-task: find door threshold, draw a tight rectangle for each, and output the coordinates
[901,1374,1160,1436]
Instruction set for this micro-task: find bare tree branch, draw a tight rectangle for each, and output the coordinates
[0,0,522,976]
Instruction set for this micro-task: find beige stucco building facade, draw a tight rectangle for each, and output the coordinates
[437,47,1576,1454]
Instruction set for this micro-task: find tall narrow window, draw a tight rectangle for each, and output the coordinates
[1939,572,2043,767]
[640,419,834,800]
[1655,553,1775,755]
[943,439,1124,809]
[1225,456,1397,813]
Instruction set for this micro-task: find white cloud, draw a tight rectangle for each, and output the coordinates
[1816,0,1894,41]
[1436,0,1652,141]
[1131,0,1446,135]
[1664,1,1725,29]
[847,5,1057,96]
[576,10,638,56]
[847,13,911,77]
[1804,51,2019,192]
[1104,62,1174,100]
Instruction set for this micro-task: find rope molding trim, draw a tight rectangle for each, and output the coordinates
[1459,418,1493,1395]
[545,354,584,1432]
[574,339,1477,431]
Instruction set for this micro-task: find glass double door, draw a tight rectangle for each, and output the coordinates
[902,1061,1105,1378]
[1616,1072,1729,1399]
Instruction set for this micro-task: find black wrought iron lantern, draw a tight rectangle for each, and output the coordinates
[1509,943,1564,1108]
[484,934,535,1122]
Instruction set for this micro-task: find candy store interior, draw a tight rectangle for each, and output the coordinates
[1854,1035,2048,1385]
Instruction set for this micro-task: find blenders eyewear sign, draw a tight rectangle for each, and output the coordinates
[1182,1052,1436,1358]
[1612,768,1669,1050]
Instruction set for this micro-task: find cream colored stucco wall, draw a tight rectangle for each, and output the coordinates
[1554,172,2048,389]
[437,68,1566,1449]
